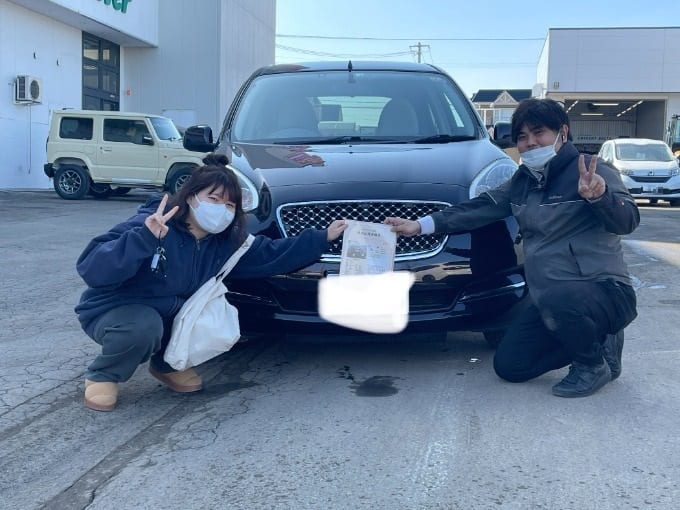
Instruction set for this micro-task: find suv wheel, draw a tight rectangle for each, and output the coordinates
[89,183,113,199]
[54,165,91,200]
[168,167,193,194]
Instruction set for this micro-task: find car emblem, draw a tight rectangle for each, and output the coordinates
[648,170,654,176]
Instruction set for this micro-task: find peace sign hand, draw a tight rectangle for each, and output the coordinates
[144,194,179,238]
[578,155,606,201]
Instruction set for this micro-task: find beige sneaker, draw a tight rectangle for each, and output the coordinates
[84,379,119,411]
[149,366,202,393]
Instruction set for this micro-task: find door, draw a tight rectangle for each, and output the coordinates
[96,118,161,183]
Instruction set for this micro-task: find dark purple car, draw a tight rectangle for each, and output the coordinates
[183,61,525,346]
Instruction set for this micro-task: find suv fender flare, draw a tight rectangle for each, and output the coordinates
[166,163,199,193]
[52,157,92,175]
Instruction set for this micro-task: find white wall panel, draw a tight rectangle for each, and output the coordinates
[0,0,82,188]
[547,28,680,93]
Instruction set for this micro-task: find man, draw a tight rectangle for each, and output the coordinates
[385,98,638,398]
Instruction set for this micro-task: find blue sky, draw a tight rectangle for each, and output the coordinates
[276,0,676,97]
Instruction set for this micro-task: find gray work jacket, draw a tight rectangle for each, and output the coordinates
[430,142,639,306]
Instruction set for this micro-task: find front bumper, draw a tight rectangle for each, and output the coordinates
[228,219,527,337]
[624,175,680,200]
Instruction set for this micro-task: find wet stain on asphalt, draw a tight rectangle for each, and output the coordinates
[350,375,400,397]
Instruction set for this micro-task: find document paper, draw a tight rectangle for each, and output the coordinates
[339,220,397,275]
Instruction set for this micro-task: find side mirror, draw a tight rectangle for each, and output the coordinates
[141,135,154,146]
[183,125,216,152]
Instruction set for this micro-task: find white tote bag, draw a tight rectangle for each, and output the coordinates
[164,235,254,370]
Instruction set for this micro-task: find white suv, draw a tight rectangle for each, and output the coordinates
[44,109,206,199]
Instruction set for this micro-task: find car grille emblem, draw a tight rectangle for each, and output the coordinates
[648,171,654,176]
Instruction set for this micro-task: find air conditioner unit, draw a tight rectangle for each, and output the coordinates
[14,75,42,104]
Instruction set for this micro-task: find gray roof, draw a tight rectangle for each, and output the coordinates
[471,89,532,103]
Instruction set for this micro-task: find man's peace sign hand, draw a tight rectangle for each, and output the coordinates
[144,194,179,238]
[578,154,606,201]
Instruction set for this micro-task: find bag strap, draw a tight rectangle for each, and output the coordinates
[215,234,255,280]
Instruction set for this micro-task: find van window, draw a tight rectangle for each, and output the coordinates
[59,117,93,140]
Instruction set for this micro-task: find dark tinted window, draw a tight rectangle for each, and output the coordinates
[230,70,478,142]
[103,119,150,143]
[59,117,93,140]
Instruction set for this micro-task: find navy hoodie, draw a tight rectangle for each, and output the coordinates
[75,196,329,336]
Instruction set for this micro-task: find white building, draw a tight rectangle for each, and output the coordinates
[535,27,680,153]
[0,0,275,189]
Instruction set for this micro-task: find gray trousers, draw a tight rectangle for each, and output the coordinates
[86,304,176,383]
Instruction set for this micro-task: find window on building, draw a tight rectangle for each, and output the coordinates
[82,33,120,111]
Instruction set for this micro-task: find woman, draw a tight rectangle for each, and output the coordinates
[75,154,346,411]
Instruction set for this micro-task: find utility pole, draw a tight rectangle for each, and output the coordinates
[409,42,430,63]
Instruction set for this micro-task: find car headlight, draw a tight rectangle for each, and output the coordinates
[227,164,259,212]
[671,167,679,177]
[617,166,633,176]
[469,158,518,198]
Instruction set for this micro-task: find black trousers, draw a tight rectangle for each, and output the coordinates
[493,280,637,383]
[85,304,177,383]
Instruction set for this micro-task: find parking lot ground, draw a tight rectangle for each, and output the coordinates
[1,190,679,509]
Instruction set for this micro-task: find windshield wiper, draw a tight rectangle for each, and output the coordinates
[408,134,477,144]
[271,136,402,145]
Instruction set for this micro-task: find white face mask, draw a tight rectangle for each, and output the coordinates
[190,195,235,234]
[521,131,563,171]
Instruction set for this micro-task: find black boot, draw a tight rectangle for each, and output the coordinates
[552,361,611,398]
[602,330,624,381]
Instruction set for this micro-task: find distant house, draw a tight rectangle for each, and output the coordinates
[471,89,532,127]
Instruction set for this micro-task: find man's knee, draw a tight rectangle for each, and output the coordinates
[493,352,532,383]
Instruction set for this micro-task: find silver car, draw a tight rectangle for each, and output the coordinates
[598,138,680,206]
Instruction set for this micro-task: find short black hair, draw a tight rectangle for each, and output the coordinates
[511,98,571,143]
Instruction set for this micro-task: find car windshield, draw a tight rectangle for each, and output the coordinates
[149,117,182,141]
[228,70,480,144]
[616,142,674,162]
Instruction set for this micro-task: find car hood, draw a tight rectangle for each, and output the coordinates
[617,160,679,176]
[227,140,508,188]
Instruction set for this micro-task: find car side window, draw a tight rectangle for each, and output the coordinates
[103,119,151,144]
[59,117,93,140]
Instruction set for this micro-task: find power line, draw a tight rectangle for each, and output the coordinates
[275,44,413,59]
[277,34,545,42]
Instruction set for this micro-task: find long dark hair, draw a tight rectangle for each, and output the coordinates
[167,153,248,243]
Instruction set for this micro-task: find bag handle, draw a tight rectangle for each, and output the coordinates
[216,234,255,280]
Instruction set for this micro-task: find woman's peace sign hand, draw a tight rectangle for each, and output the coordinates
[144,194,179,238]
[577,154,606,201]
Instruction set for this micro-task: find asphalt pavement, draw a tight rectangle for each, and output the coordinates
[1,190,679,510]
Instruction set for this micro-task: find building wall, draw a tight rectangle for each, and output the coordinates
[124,0,275,133]
[543,28,680,94]
[0,0,274,189]
[0,0,82,188]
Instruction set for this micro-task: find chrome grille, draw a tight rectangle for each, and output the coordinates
[278,200,450,259]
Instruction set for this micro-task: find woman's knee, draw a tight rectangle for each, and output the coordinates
[94,305,164,356]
